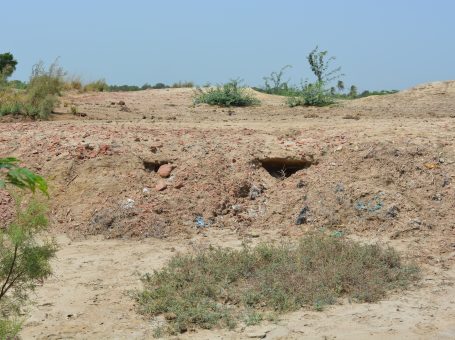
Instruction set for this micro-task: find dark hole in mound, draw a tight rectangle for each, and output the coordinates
[143,160,169,172]
[257,158,312,178]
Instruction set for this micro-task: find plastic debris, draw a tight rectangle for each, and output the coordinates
[386,205,399,218]
[195,215,207,228]
[121,198,135,209]
[354,194,383,212]
[296,206,309,225]
[332,230,344,238]
[335,182,345,193]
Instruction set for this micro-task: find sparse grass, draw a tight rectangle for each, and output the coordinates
[0,90,24,116]
[194,80,260,107]
[69,105,78,115]
[108,84,142,92]
[0,319,21,339]
[63,76,83,91]
[136,233,419,335]
[83,79,109,92]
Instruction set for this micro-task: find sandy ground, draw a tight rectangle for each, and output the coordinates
[1,81,454,338]
[21,231,455,340]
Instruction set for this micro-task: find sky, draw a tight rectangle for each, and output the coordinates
[2,0,454,91]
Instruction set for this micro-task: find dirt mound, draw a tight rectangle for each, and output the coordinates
[403,80,455,96]
[2,80,455,339]
[1,122,453,266]
[343,80,455,118]
[0,81,454,267]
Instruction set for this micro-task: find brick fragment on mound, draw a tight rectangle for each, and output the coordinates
[155,180,167,191]
[157,164,174,178]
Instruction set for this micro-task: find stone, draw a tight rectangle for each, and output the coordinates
[157,164,173,178]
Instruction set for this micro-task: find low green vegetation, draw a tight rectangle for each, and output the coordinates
[357,89,399,97]
[136,233,418,336]
[108,82,167,91]
[5,80,27,90]
[171,81,194,88]
[0,158,55,338]
[89,81,193,92]
[262,65,294,96]
[194,80,260,107]
[108,84,146,92]
[287,81,334,107]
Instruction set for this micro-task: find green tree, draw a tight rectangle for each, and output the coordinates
[0,53,18,79]
[287,47,343,107]
[307,46,342,83]
[337,80,345,93]
[349,85,358,98]
[0,158,55,338]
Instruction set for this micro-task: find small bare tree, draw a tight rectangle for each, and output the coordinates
[0,158,55,338]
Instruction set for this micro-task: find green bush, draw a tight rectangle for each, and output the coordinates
[0,60,65,119]
[136,233,418,335]
[194,80,260,107]
[262,65,293,95]
[287,81,334,107]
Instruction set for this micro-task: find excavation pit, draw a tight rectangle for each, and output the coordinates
[257,157,312,178]
[143,160,169,173]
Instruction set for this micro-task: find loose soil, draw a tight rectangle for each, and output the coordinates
[1,81,455,339]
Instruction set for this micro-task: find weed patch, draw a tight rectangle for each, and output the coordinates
[83,79,108,92]
[136,233,419,335]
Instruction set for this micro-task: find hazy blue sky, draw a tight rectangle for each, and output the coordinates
[3,0,454,91]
